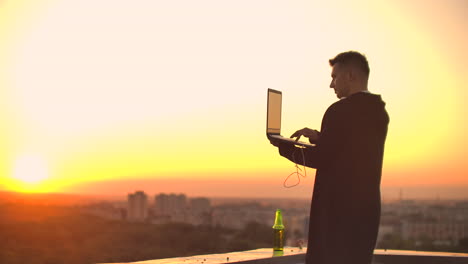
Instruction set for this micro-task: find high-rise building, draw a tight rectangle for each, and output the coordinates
[154,193,187,216]
[127,191,148,221]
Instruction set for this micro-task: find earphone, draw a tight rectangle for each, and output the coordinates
[283,146,307,188]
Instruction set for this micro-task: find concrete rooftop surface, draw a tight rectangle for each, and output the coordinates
[99,247,305,264]
[99,247,468,264]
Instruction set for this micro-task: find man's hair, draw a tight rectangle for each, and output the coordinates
[329,51,370,77]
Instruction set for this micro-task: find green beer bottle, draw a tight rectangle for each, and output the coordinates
[272,209,285,251]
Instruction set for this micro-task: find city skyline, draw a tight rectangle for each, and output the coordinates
[63,177,468,200]
[1,189,467,264]
[0,0,467,197]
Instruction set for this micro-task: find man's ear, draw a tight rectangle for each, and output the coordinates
[347,68,356,82]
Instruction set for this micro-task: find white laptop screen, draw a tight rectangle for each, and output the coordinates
[267,89,282,134]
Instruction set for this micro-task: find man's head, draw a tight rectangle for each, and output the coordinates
[329,51,370,99]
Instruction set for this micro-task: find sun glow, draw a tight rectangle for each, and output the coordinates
[11,154,50,191]
[0,0,467,196]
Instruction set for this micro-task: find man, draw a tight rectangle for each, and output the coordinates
[269,51,389,264]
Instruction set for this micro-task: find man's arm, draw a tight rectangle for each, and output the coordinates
[269,135,319,169]
[269,102,347,169]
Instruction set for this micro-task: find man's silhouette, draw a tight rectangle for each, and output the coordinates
[269,51,389,264]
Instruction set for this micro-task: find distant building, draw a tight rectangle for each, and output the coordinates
[154,193,187,216]
[127,191,148,222]
[210,203,310,242]
[81,202,125,221]
[189,197,212,225]
[378,200,468,247]
[190,197,211,214]
[212,203,276,229]
[402,220,467,246]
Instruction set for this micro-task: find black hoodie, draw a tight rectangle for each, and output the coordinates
[278,92,389,264]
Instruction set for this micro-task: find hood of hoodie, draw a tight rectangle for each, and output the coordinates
[344,92,390,126]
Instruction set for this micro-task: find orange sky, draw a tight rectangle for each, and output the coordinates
[0,0,467,199]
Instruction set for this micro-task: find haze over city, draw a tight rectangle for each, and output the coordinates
[0,0,467,199]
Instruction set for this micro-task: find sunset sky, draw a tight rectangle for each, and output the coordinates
[1,0,467,199]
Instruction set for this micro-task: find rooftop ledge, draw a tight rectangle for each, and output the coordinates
[100,247,468,264]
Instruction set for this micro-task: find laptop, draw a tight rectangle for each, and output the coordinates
[266,88,315,148]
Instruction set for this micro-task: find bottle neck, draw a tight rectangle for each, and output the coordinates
[273,210,284,229]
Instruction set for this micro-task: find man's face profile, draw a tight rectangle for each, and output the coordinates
[329,63,350,99]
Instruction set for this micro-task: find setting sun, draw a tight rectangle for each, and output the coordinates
[11,154,50,189]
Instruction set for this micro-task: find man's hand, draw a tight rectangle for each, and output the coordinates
[290,128,320,142]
